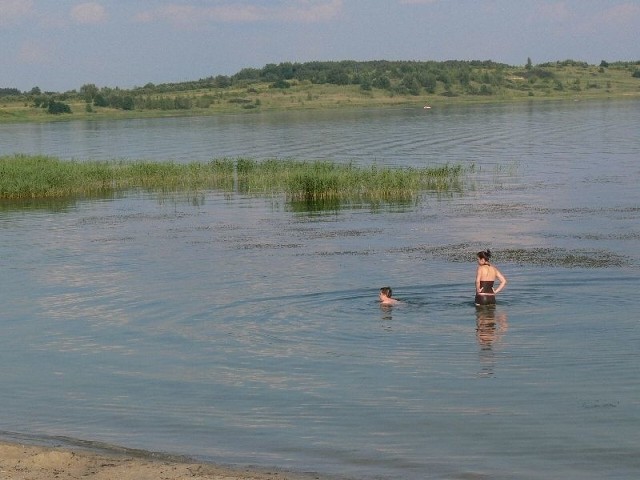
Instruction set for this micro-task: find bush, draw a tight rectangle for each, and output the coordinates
[33,96,49,108]
[121,96,135,110]
[479,84,493,95]
[48,100,71,114]
[372,76,391,89]
[270,79,291,89]
[93,93,108,107]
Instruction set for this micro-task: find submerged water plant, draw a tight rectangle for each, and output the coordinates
[394,243,631,268]
[0,155,464,203]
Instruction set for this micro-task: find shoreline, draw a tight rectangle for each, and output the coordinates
[2,88,639,125]
[0,439,328,480]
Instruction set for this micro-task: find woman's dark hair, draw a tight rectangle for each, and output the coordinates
[477,249,492,261]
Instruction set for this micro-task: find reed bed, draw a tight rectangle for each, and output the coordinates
[236,158,463,201]
[0,155,464,201]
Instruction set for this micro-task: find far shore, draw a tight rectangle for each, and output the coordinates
[2,58,639,124]
[0,440,328,480]
[2,89,639,125]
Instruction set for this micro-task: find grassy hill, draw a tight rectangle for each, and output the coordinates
[1,59,639,123]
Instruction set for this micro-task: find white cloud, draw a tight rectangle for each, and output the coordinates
[70,2,108,25]
[18,40,54,64]
[134,0,343,27]
[0,0,34,26]
[398,0,439,5]
[535,1,640,29]
[279,0,343,22]
[535,1,571,22]
[599,2,640,25]
[574,2,640,36]
[536,1,640,36]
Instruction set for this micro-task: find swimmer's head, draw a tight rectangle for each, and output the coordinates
[380,286,393,298]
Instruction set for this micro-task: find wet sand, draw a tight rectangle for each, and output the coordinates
[0,441,323,480]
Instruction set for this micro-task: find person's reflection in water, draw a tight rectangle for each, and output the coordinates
[379,303,394,322]
[475,306,508,377]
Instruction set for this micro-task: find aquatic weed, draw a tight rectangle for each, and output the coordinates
[0,155,466,203]
[393,244,630,268]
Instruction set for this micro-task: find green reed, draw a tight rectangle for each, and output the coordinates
[0,155,464,201]
[0,155,235,199]
[235,158,463,201]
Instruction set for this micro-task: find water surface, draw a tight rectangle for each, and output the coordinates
[1,100,639,479]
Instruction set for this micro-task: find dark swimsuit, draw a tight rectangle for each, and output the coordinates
[475,280,496,306]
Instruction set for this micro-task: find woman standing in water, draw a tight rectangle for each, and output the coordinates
[475,250,507,306]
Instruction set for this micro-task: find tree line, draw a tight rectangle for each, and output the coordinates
[3,59,639,114]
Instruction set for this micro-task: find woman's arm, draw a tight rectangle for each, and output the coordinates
[494,268,507,294]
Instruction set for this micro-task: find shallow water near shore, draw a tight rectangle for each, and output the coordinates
[1,100,639,479]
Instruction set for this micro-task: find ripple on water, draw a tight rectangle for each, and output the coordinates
[2,102,640,480]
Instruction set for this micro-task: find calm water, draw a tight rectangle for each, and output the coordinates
[1,101,639,479]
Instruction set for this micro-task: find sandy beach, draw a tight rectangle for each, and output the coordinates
[0,441,323,480]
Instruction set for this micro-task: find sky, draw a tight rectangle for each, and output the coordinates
[1,0,639,92]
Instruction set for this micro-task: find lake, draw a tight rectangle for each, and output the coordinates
[1,100,639,479]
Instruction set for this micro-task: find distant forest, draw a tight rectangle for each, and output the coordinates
[3,59,640,114]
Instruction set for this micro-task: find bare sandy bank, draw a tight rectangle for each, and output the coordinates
[0,441,324,480]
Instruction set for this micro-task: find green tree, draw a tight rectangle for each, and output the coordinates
[526,57,533,70]
[80,83,99,102]
[372,75,391,89]
[93,93,108,107]
[121,96,135,110]
[326,68,350,85]
[214,75,231,88]
[401,75,421,95]
[437,71,452,89]
[419,72,437,93]
[33,96,49,108]
[456,67,471,86]
[359,73,372,91]
[174,97,192,109]
[261,63,281,82]
[0,88,21,97]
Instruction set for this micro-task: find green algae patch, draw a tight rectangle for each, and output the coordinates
[498,247,630,268]
[397,243,631,268]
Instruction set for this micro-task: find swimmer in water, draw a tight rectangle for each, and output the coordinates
[379,286,400,306]
[475,250,507,306]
